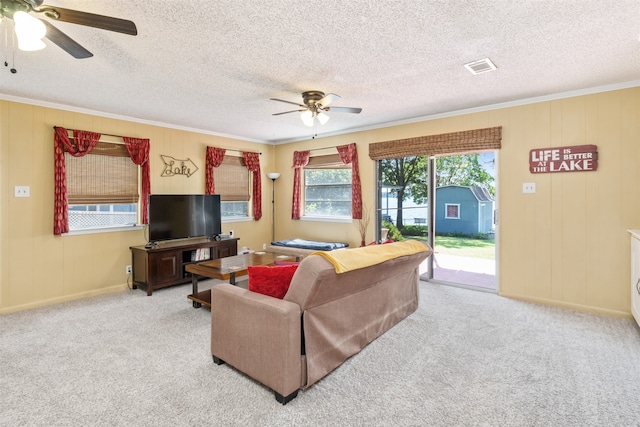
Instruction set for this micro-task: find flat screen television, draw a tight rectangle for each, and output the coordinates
[148,194,222,243]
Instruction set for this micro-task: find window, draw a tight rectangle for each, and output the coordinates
[220,201,249,217]
[213,155,251,219]
[68,204,137,229]
[303,154,352,218]
[66,142,139,231]
[445,203,461,219]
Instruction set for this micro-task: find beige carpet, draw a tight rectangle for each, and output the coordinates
[1,280,639,426]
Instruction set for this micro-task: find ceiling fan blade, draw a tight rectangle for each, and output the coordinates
[42,20,93,59]
[327,106,363,114]
[39,6,137,35]
[273,109,305,116]
[318,93,340,107]
[270,98,306,108]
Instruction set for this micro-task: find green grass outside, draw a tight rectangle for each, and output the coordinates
[412,235,495,260]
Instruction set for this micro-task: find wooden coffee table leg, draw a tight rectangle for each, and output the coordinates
[191,274,201,308]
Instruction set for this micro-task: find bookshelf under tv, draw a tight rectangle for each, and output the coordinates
[130,237,239,295]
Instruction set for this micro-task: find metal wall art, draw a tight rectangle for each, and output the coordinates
[160,155,199,177]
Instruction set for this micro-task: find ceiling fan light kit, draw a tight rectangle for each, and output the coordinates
[300,109,314,126]
[0,0,137,60]
[316,111,329,125]
[16,34,45,51]
[271,90,362,128]
[13,10,46,51]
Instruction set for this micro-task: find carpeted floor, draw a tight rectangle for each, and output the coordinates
[1,280,639,426]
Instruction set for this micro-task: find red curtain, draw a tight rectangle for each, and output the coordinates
[243,151,262,221]
[123,137,151,224]
[53,127,101,235]
[291,150,310,220]
[205,146,226,194]
[337,143,363,219]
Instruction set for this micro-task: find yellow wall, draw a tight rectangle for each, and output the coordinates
[271,140,375,246]
[272,87,640,318]
[494,89,639,317]
[0,100,276,313]
[2,86,639,317]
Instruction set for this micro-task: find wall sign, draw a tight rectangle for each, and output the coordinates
[160,155,199,177]
[529,145,598,174]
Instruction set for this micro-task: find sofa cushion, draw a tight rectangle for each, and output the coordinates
[311,240,429,273]
[248,265,299,299]
[274,260,300,266]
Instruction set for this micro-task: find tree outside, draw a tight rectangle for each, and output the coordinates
[304,169,352,216]
[381,153,494,229]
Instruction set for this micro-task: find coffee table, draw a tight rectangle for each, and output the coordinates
[186,252,299,308]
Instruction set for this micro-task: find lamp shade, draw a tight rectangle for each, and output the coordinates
[267,172,280,180]
[14,11,47,52]
[317,112,330,125]
[17,37,46,51]
[300,110,314,127]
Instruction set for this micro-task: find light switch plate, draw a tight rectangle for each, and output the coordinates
[522,183,536,194]
[14,186,30,197]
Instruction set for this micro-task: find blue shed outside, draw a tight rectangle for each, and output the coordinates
[435,185,494,235]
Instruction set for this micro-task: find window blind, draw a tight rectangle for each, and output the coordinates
[65,141,138,204]
[305,153,350,169]
[368,126,502,160]
[213,155,250,201]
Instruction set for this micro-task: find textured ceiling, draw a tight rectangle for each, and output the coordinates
[1,0,639,144]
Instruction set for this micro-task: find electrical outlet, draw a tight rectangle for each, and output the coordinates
[263,243,267,250]
[14,186,30,197]
[126,265,132,275]
[522,182,536,193]
[229,230,234,237]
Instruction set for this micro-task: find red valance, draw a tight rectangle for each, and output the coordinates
[337,143,362,219]
[123,137,151,224]
[53,127,100,235]
[243,151,262,221]
[205,146,226,194]
[53,126,151,235]
[291,150,310,220]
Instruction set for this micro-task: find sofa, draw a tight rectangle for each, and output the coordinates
[210,240,432,404]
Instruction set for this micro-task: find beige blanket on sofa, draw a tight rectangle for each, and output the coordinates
[310,239,429,273]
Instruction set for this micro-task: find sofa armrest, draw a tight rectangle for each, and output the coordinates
[210,284,302,399]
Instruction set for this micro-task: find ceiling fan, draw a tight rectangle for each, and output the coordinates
[0,0,137,59]
[271,91,362,127]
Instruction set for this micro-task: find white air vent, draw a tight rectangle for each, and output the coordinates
[464,58,497,75]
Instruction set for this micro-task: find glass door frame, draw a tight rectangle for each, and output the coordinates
[375,153,498,290]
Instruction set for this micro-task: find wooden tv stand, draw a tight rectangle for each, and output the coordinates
[130,237,238,295]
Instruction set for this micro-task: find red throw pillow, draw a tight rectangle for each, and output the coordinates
[367,240,394,245]
[248,264,299,299]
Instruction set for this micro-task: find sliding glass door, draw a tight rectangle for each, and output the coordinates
[376,151,497,291]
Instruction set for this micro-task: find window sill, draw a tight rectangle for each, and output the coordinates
[300,216,353,223]
[222,217,254,223]
[66,224,144,236]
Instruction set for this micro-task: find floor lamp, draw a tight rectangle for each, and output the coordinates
[267,172,280,242]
